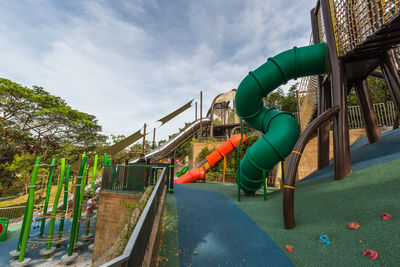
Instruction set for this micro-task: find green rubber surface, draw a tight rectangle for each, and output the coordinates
[182,159,400,266]
[159,194,180,267]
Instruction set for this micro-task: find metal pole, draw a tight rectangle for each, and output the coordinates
[199,91,203,141]
[169,157,175,194]
[74,164,88,244]
[90,155,98,195]
[68,155,87,256]
[222,156,226,183]
[17,157,40,262]
[263,170,267,201]
[142,123,146,153]
[46,158,66,250]
[39,158,56,237]
[58,165,71,239]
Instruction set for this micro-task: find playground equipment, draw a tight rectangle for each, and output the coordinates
[176,165,189,177]
[134,118,211,163]
[0,217,9,242]
[10,153,103,266]
[175,134,247,183]
[282,0,400,229]
[235,42,327,194]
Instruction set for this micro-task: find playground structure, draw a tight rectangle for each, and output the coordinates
[231,0,400,229]
[9,153,102,266]
[175,134,247,184]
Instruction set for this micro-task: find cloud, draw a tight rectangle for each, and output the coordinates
[0,0,317,143]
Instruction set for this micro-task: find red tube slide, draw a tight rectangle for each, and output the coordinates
[175,134,247,184]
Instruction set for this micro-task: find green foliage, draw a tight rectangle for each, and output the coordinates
[196,134,260,180]
[0,77,106,188]
[263,83,298,113]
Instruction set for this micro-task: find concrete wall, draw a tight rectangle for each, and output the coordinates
[92,192,141,261]
[297,128,377,179]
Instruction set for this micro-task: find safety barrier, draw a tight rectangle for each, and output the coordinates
[100,165,168,267]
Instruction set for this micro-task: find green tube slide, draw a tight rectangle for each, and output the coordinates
[235,42,328,193]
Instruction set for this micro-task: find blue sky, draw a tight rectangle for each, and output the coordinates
[0,0,316,142]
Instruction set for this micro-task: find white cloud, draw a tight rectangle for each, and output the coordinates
[0,0,317,144]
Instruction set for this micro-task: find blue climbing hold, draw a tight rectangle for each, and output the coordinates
[320,235,330,245]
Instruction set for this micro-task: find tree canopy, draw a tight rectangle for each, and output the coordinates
[0,78,106,188]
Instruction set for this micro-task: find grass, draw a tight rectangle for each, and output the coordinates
[181,159,400,266]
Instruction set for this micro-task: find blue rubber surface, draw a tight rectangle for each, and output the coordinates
[302,128,400,181]
[174,185,294,267]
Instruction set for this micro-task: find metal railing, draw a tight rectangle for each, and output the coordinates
[100,165,168,267]
[101,164,165,193]
[348,101,396,128]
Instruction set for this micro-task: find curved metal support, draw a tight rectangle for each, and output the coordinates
[283,105,340,229]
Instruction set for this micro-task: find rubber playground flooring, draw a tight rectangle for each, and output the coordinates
[159,130,400,266]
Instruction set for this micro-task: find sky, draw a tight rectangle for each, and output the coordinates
[0,0,317,144]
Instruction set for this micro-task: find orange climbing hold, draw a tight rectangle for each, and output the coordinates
[285,245,294,253]
[349,222,360,230]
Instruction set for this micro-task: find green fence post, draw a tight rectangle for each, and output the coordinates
[103,153,107,167]
[108,158,112,165]
[74,164,88,244]
[17,157,41,262]
[39,158,56,237]
[58,165,71,239]
[263,170,267,201]
[67,155,87,256]
[90,155,98,195]
[46,158,66,251]
[236,120,244,202]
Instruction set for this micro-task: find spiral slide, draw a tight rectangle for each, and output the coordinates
[175,134,247,184]
[235,42,328,193]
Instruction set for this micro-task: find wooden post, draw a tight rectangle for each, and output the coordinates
[321,0,351,180]
[195,102,198,121]
[355,79,382,143]
[142,123,146,153]
[152,128,156,149]
[199,91,203,141]
[381,49,400,117]
[210,103,214,137]
[311,7,331,170]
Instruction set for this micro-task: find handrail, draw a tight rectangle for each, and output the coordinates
[100,166,167,266]
[283,105,340,229]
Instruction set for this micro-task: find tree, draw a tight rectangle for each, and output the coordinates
[0,77,106,184]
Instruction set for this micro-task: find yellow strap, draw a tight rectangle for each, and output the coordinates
[284,185,295,189]
[292,150,302,156]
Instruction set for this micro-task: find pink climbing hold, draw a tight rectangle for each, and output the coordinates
[363,250,378,261]
[285,245,294,253]
[382,213,392,221]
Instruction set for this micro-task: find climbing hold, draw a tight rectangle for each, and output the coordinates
[319,235,330,245]
[285,245,294,253]
[382,213,392,221]
[363,250,378,261]
[349,222,360,230]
